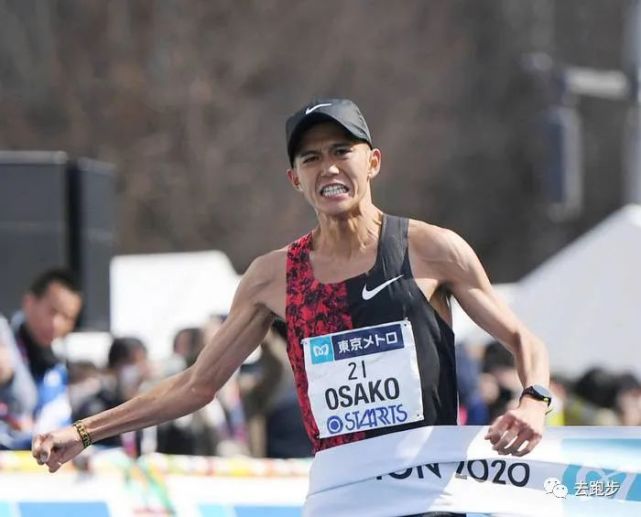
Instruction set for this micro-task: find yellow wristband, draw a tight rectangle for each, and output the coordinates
[73,420,92,449]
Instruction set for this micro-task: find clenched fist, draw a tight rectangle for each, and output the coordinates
[32,426,86,473]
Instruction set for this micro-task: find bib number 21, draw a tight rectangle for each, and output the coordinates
[348,360,367,380]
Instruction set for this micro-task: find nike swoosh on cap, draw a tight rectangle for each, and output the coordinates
[361,275,403,301]
[305,103,332,115]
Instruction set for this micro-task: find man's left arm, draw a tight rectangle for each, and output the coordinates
[436,229,550,456]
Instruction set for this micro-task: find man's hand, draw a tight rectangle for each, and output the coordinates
[32,426,85,473]
[484,397,547,456]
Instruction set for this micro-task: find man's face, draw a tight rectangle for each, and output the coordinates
[288,122,381,217]
[23,282,82,347]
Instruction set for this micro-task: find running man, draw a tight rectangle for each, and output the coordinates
[32,98,551,516]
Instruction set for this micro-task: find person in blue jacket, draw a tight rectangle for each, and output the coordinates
[0,268,82,449]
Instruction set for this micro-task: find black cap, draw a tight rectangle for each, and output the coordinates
[286,98,372,165]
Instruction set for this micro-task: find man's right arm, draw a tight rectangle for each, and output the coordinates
[32,252,281,472]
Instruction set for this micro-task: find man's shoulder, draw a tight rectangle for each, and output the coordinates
[248,231,311,277]
[407,218,465,258]
[237,248,288,318]
[248,247,288,279]
[239,247,288,298]
[405,218,480,285]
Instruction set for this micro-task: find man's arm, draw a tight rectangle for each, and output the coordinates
[32,254,279,472]
[413,223,550,456]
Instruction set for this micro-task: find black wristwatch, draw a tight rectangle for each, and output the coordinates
[520,384,553,407]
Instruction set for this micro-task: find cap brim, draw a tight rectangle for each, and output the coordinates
[287,113,337,164]
[287,114,372,166]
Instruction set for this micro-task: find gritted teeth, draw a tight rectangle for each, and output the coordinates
[320,184,349,197]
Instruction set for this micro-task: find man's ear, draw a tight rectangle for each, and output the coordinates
[367,148,382,179]
[287,168,303,192]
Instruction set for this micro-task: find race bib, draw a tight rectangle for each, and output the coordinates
[303,320,423,438]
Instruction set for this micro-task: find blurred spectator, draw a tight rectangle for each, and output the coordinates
[545,374,572,426]
[0,314,35,446]
[259,319,311,458]
[201,315,248,455]
[614,372,641,426]
[71,336,151,452]
[67,360,102,412]
[108,336,152,401]
[574,367,619,408]
[156,326,215,455]
[0,268,82,449]
[564,367,620,425]
[479,341,520,423]
[239,320,312,458]
[455,343,489,425]
[156,317,248,456]
[161,327,204,378]
[540,369,640,426]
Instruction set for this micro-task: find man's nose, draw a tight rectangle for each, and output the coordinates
[320,159,340,175]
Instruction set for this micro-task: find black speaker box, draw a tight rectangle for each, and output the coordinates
[0,151,115,330]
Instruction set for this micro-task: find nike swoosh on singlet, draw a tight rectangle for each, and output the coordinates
[305,103,332,114]
[361,274,403,301]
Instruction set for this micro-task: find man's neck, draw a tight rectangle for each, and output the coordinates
[18,322,58,379]
[17,322,39,349]
[313,205,383,258]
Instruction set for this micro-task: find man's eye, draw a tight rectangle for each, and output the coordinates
[302,154,319,163]
[335,148,351,156]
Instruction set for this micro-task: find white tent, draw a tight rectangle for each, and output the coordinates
[110,250,241,360]
[510,204,641,377]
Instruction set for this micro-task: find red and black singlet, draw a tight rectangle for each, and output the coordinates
[285,214,458,453]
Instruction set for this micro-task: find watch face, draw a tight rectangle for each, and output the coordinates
[532,384,552,399]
